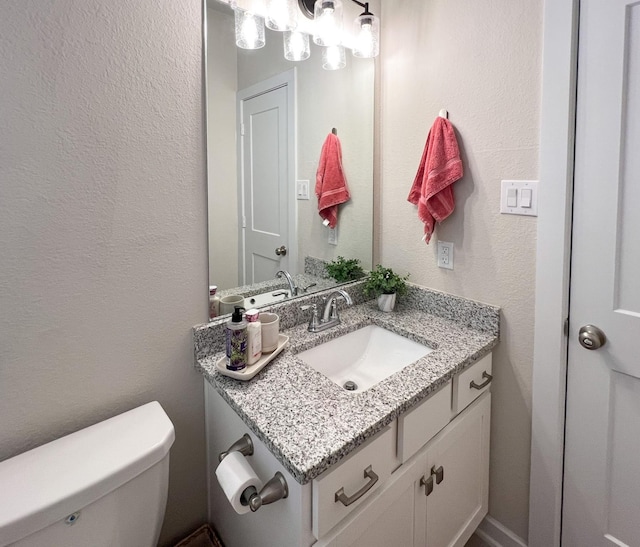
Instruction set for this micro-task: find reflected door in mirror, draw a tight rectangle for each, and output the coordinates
[239,80,293,285]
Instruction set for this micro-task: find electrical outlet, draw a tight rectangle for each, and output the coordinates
[328,226,338,245]
[437,241,454,270]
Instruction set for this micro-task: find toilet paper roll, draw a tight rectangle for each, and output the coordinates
[215,451,262,514]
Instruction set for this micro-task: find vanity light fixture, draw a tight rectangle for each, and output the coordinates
[228,0,380,63]
[312,0,343,46]
[322,44,346,70]
[235,7,266,49]
[284,30,311,61]
[351,1,379,58]
[266,0,298,31]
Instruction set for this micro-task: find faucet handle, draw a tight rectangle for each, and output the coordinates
[301,303,320,332]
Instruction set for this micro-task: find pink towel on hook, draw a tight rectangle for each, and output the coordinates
[407,116,463,244]
[316,133,350,229]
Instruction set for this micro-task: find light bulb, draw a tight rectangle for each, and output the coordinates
[313,0,343,47]
[322,44,346,70]
[352,13,379,58]
[284,31,310,61]
[235,9,266,49]
[266,0,297,32]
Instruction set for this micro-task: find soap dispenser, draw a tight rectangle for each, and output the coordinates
[226,306,248,371]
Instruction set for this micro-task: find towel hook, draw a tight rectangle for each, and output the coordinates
[438,109,448,119]
[331,127,337,135]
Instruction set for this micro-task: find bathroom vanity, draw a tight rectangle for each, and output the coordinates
[194,283,499,547]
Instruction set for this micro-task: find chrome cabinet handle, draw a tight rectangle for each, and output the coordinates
[470,371,493,390]
[420,474,434,496]
[275,245,287,256]
[578,324,606,350]
[335,466,379,506]
[431,465,444,485]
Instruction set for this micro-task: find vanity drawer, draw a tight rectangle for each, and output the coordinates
[312,424,396,539]
[452,353,493,415]
[397,380,452,463]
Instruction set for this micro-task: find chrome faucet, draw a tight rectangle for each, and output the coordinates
[305,289,353,332]
[276,270,298,297]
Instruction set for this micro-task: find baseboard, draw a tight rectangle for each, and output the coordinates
[475,515,528,547]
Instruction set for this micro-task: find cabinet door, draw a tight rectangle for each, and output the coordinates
[315,454,427,547]
[425,393,490,547]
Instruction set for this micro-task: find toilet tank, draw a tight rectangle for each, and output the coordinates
[0,401,175,547]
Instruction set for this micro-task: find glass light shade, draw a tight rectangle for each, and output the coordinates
[266,0,297,31]
[352,13,379,58]
[235,9,266,49]
[322,44,346,70]
[313,0,343,47]
[284,31,310,61]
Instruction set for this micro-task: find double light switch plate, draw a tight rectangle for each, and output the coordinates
[500,180,538,216]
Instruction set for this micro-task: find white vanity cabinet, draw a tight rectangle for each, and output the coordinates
[205,353,492,547]
[316,393,490,547]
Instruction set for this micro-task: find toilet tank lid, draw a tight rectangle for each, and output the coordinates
[0,401,175,546]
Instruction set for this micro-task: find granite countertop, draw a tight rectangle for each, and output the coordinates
[195,296,499,485]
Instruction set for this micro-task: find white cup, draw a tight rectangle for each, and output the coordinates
[220,295,244,316]
[260,312,280,353]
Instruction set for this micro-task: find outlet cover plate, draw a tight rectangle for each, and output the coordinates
[437,241,454,270]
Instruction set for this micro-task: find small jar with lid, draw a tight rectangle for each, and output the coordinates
[245,308,262,365]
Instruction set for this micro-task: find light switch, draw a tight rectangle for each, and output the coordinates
[500,180,538,216]
[296,180,310,200]
[520,188,532,208]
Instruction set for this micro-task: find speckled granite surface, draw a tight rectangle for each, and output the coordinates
[194,284,499,485]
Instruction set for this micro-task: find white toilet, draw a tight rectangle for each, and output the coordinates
[0,401,175,547]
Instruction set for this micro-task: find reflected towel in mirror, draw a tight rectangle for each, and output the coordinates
[316,133,350,229]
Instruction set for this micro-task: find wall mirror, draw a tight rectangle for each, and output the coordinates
[204,0,375,317]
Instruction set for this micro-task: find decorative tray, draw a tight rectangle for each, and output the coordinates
[215,334,289,381]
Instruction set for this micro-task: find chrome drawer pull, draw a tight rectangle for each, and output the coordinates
[470,371,493,390]
[335,465,379,506]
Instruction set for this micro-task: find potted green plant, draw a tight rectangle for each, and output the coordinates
[363,265,410,312]
[325,256,365,282]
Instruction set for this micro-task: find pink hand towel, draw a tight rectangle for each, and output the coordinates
[407,117,463,243]
[316,133,350,229]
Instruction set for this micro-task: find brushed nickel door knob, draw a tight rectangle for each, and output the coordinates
[578,324,606,350]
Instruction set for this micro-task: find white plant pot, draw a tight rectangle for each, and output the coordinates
[377,293,396,312]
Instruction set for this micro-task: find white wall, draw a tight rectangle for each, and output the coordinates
[379,0,543,540]
[0,1,208,545]
[207,6,240,289]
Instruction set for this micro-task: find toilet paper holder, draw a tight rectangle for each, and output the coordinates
[219,434,289,512]
[219,434,254,462]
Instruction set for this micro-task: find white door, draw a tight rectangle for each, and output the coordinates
[237,72,295,285]
[563,1,640,545]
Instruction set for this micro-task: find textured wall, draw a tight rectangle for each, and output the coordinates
[379,0,542,539]
[0,1,208,544]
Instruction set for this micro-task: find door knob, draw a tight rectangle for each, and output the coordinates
[275,245,287,256]
[578,324,606,350]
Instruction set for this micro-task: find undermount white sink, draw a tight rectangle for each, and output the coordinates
[297,325,433,393]
[244,289,290,309]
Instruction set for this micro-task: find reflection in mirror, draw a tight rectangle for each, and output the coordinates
[205,0,375,317]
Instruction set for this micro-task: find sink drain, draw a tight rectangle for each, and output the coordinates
[343,380,358,391]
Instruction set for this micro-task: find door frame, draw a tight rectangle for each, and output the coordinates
[236,69,298,285]
[529,1,579,546]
